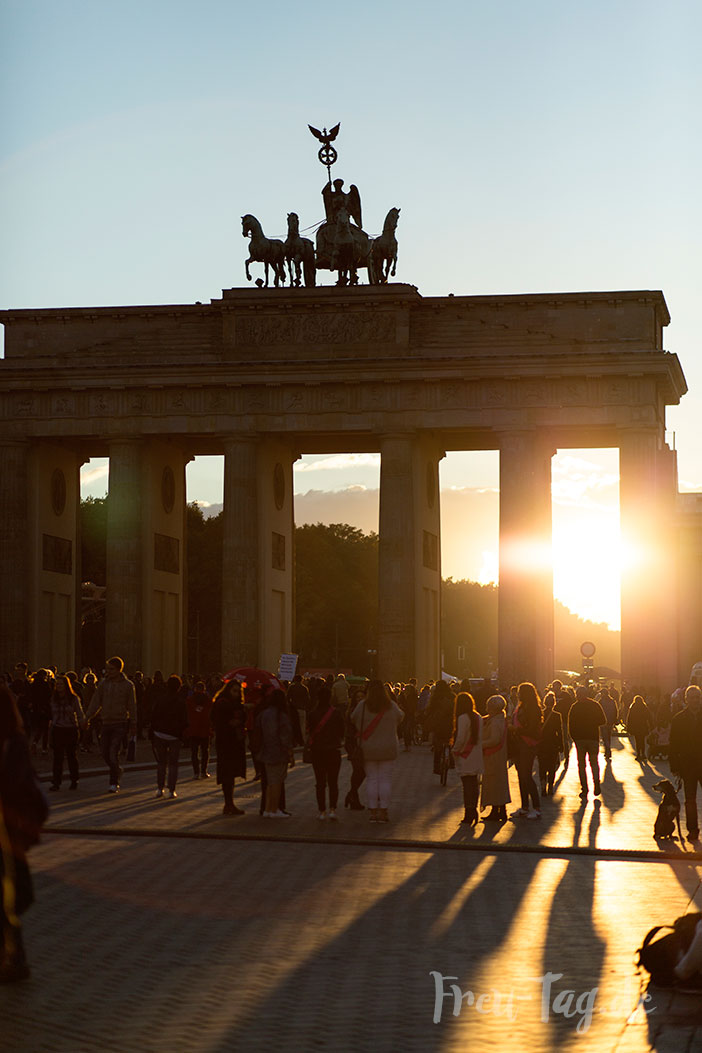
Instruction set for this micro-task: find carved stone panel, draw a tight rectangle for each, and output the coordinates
[234,310,396,347]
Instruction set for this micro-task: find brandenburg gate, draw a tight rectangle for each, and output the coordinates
[0,284,692,690]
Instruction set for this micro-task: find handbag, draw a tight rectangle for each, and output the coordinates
[303,706,335,763]
[507,724,520,766]
[348,701,366,769]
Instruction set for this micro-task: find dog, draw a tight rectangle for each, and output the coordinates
[652,779,683,841]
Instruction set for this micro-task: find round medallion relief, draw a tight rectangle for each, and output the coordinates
[273,463,285,510]
[51,468,66,516]
[426,462,435,509]
[161,466,175,513]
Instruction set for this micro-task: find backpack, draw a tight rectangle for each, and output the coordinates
[637,912,702,987]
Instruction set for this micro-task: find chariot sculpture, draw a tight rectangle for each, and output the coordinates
[241,123,400,288]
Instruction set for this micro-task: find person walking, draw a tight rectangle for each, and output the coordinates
[149,675,188,799]
[0,684,48,982]
[451,692,484,825]
[480,695,510,821]
[669,685,702,843]
[287,674,311,736]
[28,669,52,755]
[598,685,619,761]
[48,675,85,792]
[426,680,455,777]
[344,687,366,810]
[257,689,293,818]
[553,680,574,767]
[401,679,419,751]
[511,682,543,819]
[185,680,214,780]
[352,679,402,822]
[211,679,247,815]
[83,657,137,793]
[626,693,653,762]
[331,674,350,710]
[568,685,606,799]
[538,691,564,797]
[307,686,345,820]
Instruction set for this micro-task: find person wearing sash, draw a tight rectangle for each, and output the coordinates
[307,686,345,820]
[480,695,510,822]
[352,680,402,823]
[451,692,484,826]
[512,681,544,819]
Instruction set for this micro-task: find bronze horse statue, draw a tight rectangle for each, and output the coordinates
[284,213,316,287]
[371,207,400,284]
[241,214,286,287]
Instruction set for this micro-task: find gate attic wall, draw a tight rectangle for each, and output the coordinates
[0,286,688,689]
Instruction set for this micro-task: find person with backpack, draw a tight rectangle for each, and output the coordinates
[48,675,85,792]
[185,680,214,780]
[568,685,606,799]
[149,675,188,800]
[669,684,702,843]
[306,686,345,820]
[0,684,48,982]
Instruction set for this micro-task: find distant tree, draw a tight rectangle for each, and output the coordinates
[441,578,498,678]
[77,504,621,684]
[294,523,378,673]
[554,601,621,677]
[80,496,107,585]
[440,576,621,684]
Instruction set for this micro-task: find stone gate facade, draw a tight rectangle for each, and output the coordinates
[1,284,697,691]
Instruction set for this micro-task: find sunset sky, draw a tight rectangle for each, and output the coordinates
[4,0,700,632]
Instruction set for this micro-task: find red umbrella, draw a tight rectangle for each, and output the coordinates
[223,666,282,699]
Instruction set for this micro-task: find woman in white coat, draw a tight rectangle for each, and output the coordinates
[451,692,484,826]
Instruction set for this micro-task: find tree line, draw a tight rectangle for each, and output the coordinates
[79,498,620,676]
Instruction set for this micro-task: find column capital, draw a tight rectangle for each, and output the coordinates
[497,429,556,458]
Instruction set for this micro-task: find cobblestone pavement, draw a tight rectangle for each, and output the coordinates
[4,733,702,1052]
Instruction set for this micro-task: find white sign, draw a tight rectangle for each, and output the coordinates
[278,653,298,680]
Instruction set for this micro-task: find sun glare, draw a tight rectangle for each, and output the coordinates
[551,449,621,629]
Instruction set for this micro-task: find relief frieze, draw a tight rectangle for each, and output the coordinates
[560,379,588,404]
[91,394,112,415]
[236,310,395,347]
[15,396,37,416]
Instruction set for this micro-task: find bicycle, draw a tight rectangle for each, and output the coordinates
[438,740,451,786]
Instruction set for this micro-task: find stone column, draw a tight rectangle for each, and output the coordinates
[379,435,416,682]
[498,431,554,690]
[106,439,144,672]
[619,429,664,691]
[378,433,443,685]
[222,436,259,670]
[0,440,29,669]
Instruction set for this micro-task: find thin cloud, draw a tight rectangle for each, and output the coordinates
[294,454,381,473]
[444,485,500,495]
[551,455,619,511]
[80,464,108,485]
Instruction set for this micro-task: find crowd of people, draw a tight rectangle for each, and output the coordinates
[2,657,702,983]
